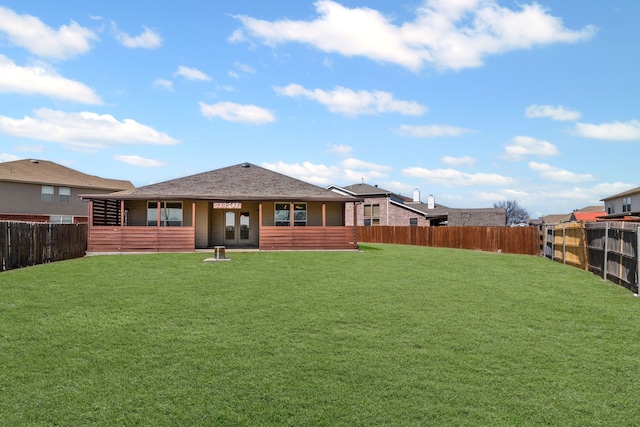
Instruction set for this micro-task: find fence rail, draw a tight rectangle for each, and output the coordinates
[0,221,87,272]
[543,222,640,293]
[357,226,541,255]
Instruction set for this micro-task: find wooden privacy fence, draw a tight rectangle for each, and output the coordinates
[357,226,540,255]
[0,222,88,272]
[544,222,640,293]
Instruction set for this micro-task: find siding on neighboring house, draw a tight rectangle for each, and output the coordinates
[0,159,134,223]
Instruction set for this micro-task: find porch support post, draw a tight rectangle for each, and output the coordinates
[290,202,294,227]
[353,202,358,227]
[157,201,161,227]
[192,201,196,227]
[120,200,125,227]
[88,199,94,227]
[259,202,263,227]
[322,203,326,227]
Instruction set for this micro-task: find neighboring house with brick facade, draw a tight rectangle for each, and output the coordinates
[328,183,506,227]
[0,159,133,223]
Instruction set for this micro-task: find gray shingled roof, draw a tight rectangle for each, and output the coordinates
[82,163,359,202]
[340,183,413,202]
[447,208,506,226]
[0,159,133,191]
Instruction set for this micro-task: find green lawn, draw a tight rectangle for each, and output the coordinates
[1,244,639,426]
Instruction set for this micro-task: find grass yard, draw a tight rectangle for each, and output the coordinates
[1,244,640,426]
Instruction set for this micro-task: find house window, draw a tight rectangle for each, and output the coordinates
[364,204,380,226]
[41,185,54,203]
[409,218,418,226]
[275,203,290,226]
[50,215,73,224]
[293,203,307,226]
[623,197,631,213]
[275,203,307,226]
[607,202,614,215]
[147,201,183,226]
[59,187,71,203]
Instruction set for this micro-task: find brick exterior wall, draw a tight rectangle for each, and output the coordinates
[0,213,88,223]
[345,197,430,226]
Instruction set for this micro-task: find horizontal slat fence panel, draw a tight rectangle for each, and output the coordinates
[260,226,358,250]
[88,226,195,252]
[358,226,540,255]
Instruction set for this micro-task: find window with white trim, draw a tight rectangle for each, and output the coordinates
[59,187,71,203]
[274,202,307,226]
[41,185,54,203]
[147,201,183,226]
[623,197,631,213]
[364,204,380,226]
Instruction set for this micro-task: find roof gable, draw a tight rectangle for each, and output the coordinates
[0,159,133,191]
[601,185,640,201]
[95,163,358,202]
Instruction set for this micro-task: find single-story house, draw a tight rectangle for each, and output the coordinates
[327,183,506,226]
[0,159,133,223]
[80,162,361,252]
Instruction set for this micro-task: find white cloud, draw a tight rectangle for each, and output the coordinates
[175,66,211,81]
[261,158,396,186]
[112,22,162,49]
[343,168,389,183]
[397,124,473,137]
[0,153,21,162]
[475,189,530,203]
[0,109,179,150]
[152,78,174,92]
[403,166,516,187]
[0,6,98,60]
[262,161,341,185]
[0,55,102,104]
[233,0,596,71]
[342,158,393,172]
[528,161,595,183]
[228,71,241,79]
[274,83,426,116]
[199,101,275,125]
[235,62,256,74]
[572,120,640,141]
[327,143,352,157]
[503,136,559,161]
[113,155,165,167]
[525,104,581,121]
[442,155,476,166]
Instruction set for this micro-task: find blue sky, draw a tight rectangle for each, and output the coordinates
[0,1,638,218]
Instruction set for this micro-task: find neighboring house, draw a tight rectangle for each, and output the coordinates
[327,183,506,227]
[534,206,605,226]
[569,205,605,222]
[601,186,640,220]
[80,162,361,252]
[0,159,133,223]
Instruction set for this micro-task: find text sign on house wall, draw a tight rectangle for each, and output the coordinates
[213,202,242,209]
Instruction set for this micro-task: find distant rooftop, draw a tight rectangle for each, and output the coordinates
[0,159,133,191]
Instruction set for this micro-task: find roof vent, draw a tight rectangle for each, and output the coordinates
[30,159,39,164]
[241,162,250,168]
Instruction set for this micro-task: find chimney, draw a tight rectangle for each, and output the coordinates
[413,188,420,203]
[428,195,435,209]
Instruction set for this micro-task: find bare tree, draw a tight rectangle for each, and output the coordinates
[493,200,530,226]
